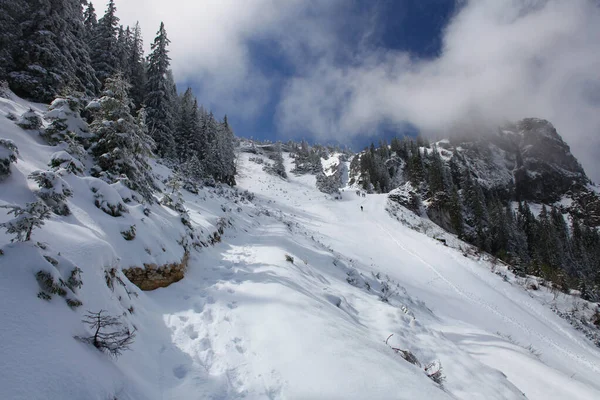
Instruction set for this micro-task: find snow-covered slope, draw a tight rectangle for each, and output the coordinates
[1,94,600,399]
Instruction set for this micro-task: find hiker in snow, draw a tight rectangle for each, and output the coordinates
[361,206,363,211]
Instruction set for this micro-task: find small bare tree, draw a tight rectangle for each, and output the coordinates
[76,310,136,358]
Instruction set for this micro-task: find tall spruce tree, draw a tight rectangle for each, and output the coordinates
[83,1,97,38]
[127,22,146,109]
[90,0,120,86]
[216,115,236,185]
[145,22,176,158]
[176,88,199,162]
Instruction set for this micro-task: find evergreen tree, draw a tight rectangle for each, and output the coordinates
[88,73,155,201]
[0,200,51,242]
[0,0,23,81]
[448,185,463,237]
[116,26,131,78]
[216,115,237,185]
[175,88,199,162]
[427,144,445,196]
[145,22,175,158]
[8,0,99,101]
[272,142,287,179]
[29,170,73,215]
[127,22,146,109]
[83,1,97,39]
[90,0,121,86]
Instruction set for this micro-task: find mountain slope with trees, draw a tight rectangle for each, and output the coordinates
[350,119,600,300]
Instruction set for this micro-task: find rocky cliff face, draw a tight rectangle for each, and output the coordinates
[502,118,586,202]
[446,118,598,226]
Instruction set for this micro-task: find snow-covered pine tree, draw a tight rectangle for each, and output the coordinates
[215,115,236,185]
[87,73,155,201]
[16,108,43,130]
[0,0,23,81]
[83,1,98,40]
[175,88,200,162]
[145,22,176,158]
[66,0,101,96]
[180,154,204,193]
[272,142,287,179]
[8,0,99,102]
[199,111,219,178]
[0,200,51,242]
[127,22,146,109]
[42,96,90,146]
[90,0,121,86]
[116,26,132,81]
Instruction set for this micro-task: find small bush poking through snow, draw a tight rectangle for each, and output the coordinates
[16,108,42,130]
[66,298,83,309]
[29,170,73,215]
[75,310,136,358]
[36,270,67,297]
[0,138,19,179]
[67,267,83,291]
[386,334,446,386]
[49,151,84,175]
[91,182,128,217]
[37,291,52,301]
[285,254,295,263]
[121,225,136,241]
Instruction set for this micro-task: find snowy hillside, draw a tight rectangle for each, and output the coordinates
[1,94,600,400]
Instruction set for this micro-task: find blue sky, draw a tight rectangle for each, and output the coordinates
[96,0,600,180]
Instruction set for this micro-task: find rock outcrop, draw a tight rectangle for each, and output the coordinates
[123,252,189,291]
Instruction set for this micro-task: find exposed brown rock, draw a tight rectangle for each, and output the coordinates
[123,252,189,291]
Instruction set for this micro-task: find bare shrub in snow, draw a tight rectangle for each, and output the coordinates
[385,334,421,367]
[0,201,51,241]
[424,360,446,385]
[75,310,136,358]
[0,138,19,179]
